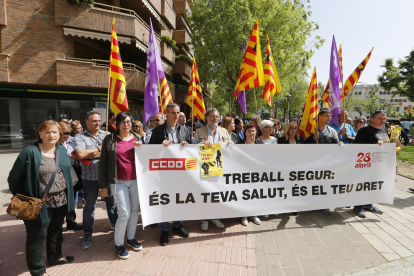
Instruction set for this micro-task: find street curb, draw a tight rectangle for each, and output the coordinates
[398,173,414,181]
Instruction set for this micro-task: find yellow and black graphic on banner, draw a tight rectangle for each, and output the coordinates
[199,143,224,177]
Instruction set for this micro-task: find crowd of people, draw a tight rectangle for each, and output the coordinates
[7,103,411,276]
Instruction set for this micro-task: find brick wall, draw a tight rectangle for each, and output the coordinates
[0,0,6,26]
[162,0,176,29]
[0,54,10,81]
[3,0,73,85]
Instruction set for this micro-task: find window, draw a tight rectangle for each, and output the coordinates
[396,107,400,112]
[404,107,408,111]
[404,99,407,102]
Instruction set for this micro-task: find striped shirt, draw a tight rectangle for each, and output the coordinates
[74,129,106,181]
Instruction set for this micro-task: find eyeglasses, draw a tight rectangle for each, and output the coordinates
[264,126,272,129]
[154,118,161,122]
[120,120,132,125]
[209,115,219,119]
[322,115,332,118]
[63,132,71,135]
[290,128,298,130]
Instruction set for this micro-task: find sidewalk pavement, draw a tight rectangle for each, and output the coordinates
[1,153,414,275]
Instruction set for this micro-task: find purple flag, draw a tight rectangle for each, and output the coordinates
[143,18,162,124]
[328,36,341,126]
[237,40,248,114]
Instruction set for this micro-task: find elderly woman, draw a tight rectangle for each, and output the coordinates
[8,120,75,276]
[132,120,145,136]
[278,122,301,144]
[259,120,277,144]
[237,124,262,225]
[99,112,144,260]
[59,122,83,231]
[221,116,240,143]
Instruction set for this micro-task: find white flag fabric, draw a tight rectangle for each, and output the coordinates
[135,144,396,227]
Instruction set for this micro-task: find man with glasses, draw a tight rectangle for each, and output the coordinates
[144,113,164,144]
[74,111,118,250]
[149,103,191,246]
[193,108,231,231]
[305,108,341,215]
[328,109,356,144]
[353,110,393,218]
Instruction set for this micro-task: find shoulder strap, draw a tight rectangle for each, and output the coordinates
[42,147,60,201]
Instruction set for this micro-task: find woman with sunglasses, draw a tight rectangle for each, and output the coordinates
[272,119,284,138]
[354,118,366,133]
[132,121,145,136]
[59,122,83,231]
[278,122,302,144]
[99,112,144,259]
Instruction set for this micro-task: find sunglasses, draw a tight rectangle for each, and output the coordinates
[133,125,140,128]
[63,132,71,135]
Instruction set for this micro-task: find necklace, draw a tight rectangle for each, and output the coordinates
[119,133,131,141]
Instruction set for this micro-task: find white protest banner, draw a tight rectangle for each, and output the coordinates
[135,144,396,227]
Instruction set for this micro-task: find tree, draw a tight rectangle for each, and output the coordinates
[378,50,414,101]
[189,0,324,116]
[362,85,381,116]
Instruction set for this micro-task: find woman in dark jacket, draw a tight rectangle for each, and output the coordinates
[8,120,75,276]
[99,112,143,260]
[277,122,302,144]
[237,124,262,225]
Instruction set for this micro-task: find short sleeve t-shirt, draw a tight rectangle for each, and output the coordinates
[116,137,137,180]
[354,125,389,144]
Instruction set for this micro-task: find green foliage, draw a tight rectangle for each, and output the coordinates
[65,0,94,5]
[175,55,193,66]
[188,0,324,116]
[160,35,179,52]
[378,50,414,101]
[204,84,229,116]
[397,144,414,165]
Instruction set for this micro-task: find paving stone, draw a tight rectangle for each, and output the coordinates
[297,255,324,276]
[314,256,343,276]
[381,252,401,261]
[282,266,304,276]
[277,242,301,267]
[264,253,284,276]
[361,233,395,254]
[388,245,413,258]
[334,258,358,274]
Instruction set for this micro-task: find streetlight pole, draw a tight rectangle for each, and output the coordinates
[285,94,292,123]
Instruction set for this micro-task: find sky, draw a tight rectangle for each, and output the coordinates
[307,0,414,86]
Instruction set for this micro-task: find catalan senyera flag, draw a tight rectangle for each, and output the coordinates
[262,35,281,106]
[159,74,173,114]
[299,68,318,139]
[322,80,329,108]
[234,19,264,97]
[109,18,128,114]
[187,58,206,120]
[341,47,374,101]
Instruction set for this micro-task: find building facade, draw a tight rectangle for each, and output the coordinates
[0,0,211,150]
[349,84,413,120]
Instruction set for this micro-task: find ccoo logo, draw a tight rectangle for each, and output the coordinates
[149,158,197,171]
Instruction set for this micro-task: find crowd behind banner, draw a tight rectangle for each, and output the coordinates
[7,102,412,275]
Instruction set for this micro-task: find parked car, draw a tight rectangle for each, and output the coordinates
[0,124,24,144]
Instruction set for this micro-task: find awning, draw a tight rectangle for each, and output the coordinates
[63,27,131,45]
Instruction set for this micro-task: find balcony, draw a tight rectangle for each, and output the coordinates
[55,1,150,47]
[173,0,191,18]
[173,30,191,50]
[173,60,191,79]
[0,0,6,26]
[56,58,146,92]
[146,0,161,14]
[0,53,10,82]
[161,0,176,29]
[160,41,175,66]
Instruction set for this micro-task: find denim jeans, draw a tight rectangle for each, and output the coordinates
[82,180,118,235]
[161,221,181,231]
[111,180,139,246]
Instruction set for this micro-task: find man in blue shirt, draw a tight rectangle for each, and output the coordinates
[328,109,356,144]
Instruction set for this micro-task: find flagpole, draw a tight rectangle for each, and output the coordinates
[106,74,110,136]
[253,88,258,114]
[191,98,194,140]
[344,83,358,110]
[230,96,235,116]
